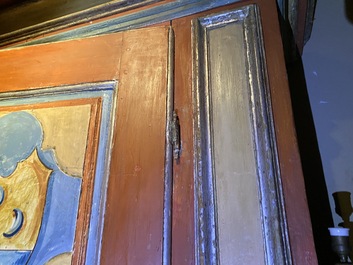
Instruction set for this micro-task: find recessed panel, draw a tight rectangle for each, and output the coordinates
[0,82,116,264]
[193,5,290,265]
[208,22,265,265]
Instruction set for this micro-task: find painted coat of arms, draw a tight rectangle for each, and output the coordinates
[0,82,116,264]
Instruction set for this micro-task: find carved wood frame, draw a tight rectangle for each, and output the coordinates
[192,5,292,264]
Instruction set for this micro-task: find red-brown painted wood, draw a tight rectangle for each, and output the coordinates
[0,26,170,265]
[256,0,317,263]
[100,26,169,265]
[73,98,102,265]
[172,17,195,265]
[0,33,123,92]
[171,1,318,264]
[0,1,318,262]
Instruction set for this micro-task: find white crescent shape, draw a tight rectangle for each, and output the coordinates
[3,208,23,238]
[0,186,4,205]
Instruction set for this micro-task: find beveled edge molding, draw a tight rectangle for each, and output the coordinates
[1,0,315,62]
[192,12,217,264]
[192,5,292,265]
[7,0,244,48]
[0,0,159,47]
[162,26,175,265]
[243,5,292,264]
[0,81,115,100]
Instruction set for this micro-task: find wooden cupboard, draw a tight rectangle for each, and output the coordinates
[0,0,317,264]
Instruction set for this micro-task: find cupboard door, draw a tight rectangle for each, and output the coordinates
[0,1,318,264]
[0,25,170,264]
[172,1,317,264]
[191,6,284,264]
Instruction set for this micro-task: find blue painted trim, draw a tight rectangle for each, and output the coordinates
[0,81,117,264]
[0,82,116,105]
[17,0,242,47]
[85,85,117,264]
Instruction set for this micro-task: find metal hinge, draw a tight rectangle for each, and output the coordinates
[170,110,181,161]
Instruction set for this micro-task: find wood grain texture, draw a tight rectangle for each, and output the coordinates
[100,26,169,265]
[0,1,317,262]
[172,1,317,264]
[172,17,195,265]
[191,1,317,263]
[0,33,123,92]
[257,0,318,263]
[0,0,161,35]
[1,0,315,61]
[0,1,172,48]
[209,22,266,265]
[73,98,102,265]
[0,27,169,264]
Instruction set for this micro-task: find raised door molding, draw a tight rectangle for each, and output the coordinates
[192,5,291,265]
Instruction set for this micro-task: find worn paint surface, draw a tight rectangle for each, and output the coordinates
[100,26,168,265]
[209,22,266,265]
[0,149,51,250]
[31,105,91,177]
[46,252,72,265]
[0,27,170,263]
[0,108,89,263]
[0,4,318,261]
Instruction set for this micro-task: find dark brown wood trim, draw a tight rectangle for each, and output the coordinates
[100,26,169,264]
[172,17,195,265]
[260,0,318,263]
[73,98,102,264]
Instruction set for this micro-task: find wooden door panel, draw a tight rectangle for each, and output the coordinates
[191,5,282,264]
[171,16,195,265]
[0,34,123,92]
[0,0,318,263]
[0,26,169,264]
[172,1,317,264]
[101,27,169,265]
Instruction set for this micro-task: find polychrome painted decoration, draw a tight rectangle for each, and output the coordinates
[0,82,116,265]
